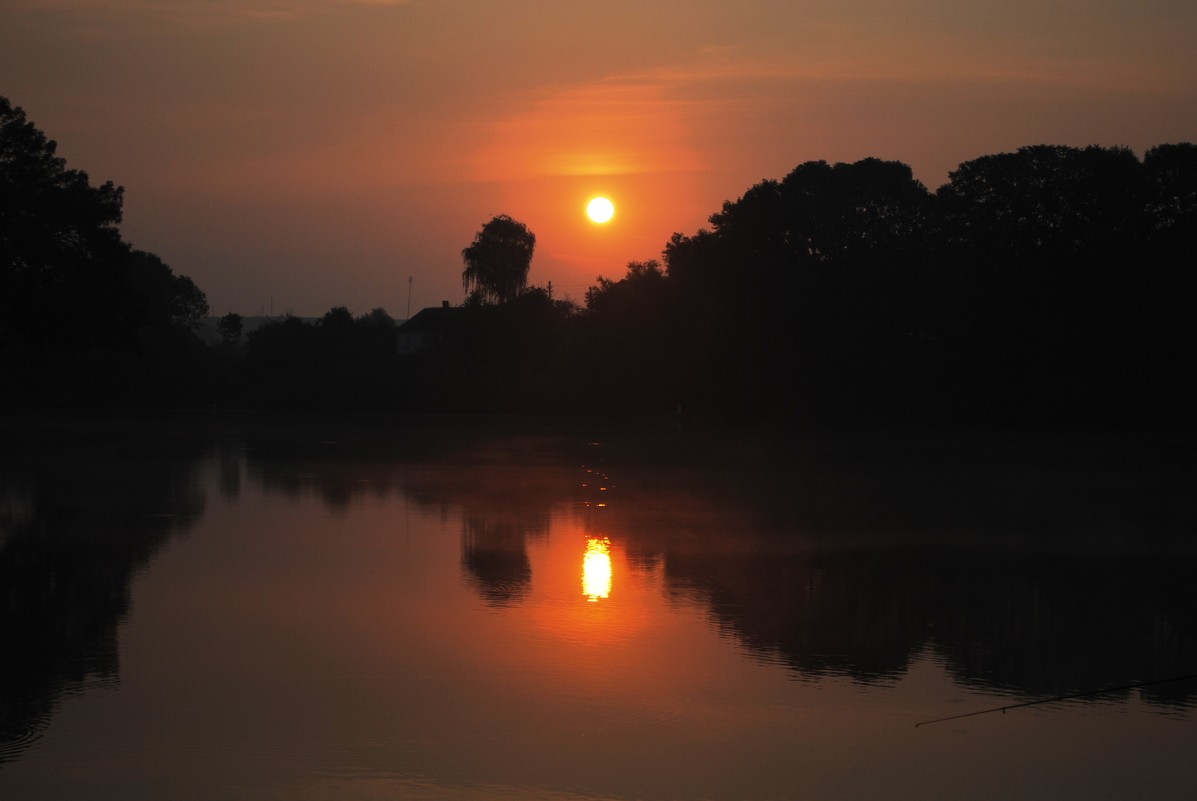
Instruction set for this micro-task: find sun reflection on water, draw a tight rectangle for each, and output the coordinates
[582,537,612,601]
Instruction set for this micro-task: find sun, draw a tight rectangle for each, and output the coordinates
[586,196,615,224]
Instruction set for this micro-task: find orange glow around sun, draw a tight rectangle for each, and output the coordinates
[472,79,709,300]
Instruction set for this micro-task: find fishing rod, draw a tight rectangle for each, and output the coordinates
[914,672,1197,728]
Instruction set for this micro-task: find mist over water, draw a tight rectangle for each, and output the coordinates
[2,416,1195,800]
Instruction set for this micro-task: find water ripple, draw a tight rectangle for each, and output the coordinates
[0,720,47,765]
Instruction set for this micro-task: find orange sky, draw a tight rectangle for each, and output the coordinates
[3,0,1194,316]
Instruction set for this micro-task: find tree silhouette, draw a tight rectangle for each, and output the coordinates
[656,157,935,418]
[461,214,535,304]
[1142,142,1197,264]
[1,100,209,349]
[122,249,209,330]
[217,313,243,348]
[1,95,215,408]
[1,95,129,352]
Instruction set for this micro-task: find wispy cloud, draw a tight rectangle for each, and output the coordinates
[469,77,714,182]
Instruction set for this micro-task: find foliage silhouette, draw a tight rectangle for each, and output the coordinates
[461,214,536,304]
[214,144,1194,425]
[1,96,128,354]
[1,96,210,408]
[122,248,209,330]
[4,94,1193,426]
[218,312,244,348]
[234,307,400,409]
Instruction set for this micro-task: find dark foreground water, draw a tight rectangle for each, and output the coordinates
[2,415,1195,800]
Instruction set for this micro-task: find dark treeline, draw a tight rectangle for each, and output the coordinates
[394,144,1197,427]
[227,306,403,409]
[579,146,1197,426]
[4,94,1194,426]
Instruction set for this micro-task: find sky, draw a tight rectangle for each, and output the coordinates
[3,0,1195,318]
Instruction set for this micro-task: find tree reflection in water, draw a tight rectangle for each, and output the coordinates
[461,515,537,606]
[234,422,1197,709]
[0,418,209,761]
[6,417,1192,801]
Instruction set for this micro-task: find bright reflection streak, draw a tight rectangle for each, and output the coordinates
[582,537,612,602]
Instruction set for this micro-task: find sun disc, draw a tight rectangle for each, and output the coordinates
[586,196,615,224]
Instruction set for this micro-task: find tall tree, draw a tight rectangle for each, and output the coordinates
[461,214,535,304]
[1,95,130,351]
[1,96,212,408]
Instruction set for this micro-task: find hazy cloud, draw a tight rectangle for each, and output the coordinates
[7,0,410,24]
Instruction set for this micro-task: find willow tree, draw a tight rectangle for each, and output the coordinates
[461,214,535,304]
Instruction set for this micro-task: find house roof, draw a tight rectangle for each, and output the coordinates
[396,305,464,334]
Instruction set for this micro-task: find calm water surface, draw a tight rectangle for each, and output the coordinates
[1,416,1195,800]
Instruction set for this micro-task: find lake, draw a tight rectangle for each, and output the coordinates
[2,415,1195,800]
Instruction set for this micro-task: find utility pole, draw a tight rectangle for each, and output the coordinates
[406,276,413,320]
